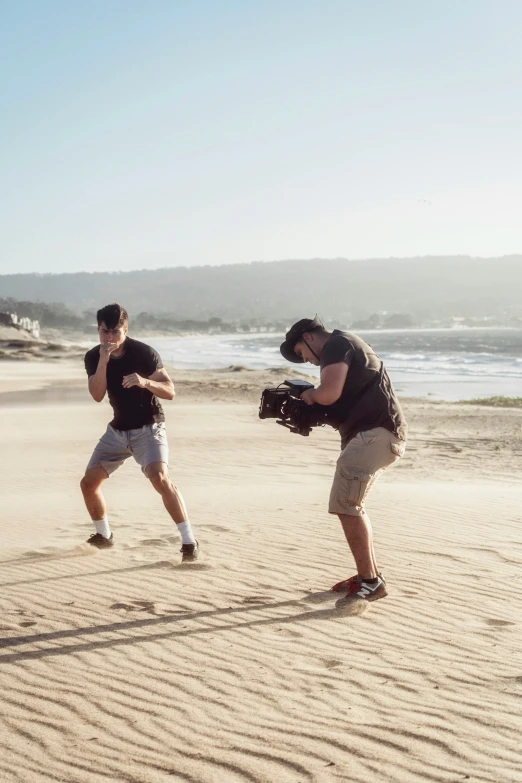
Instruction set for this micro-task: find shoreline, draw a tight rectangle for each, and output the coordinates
[1,353,521,406]
[3,322,522,404]
[5,321,522,348]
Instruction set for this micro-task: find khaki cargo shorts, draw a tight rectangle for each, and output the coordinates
[328,427,406,517]
[86,422,169,477]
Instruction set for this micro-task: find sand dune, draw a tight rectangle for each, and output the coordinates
[0,363,521,782]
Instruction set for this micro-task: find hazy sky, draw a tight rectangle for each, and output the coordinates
[1,0,521,274]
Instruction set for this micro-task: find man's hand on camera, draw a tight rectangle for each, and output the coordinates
[122,373,147,390]
[300,388,315,406]
[99,343,119,363]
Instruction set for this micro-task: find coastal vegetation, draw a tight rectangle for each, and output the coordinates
[0,296,520,337]
[458,396,522,408]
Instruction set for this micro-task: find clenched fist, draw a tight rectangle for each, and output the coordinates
[99,342,119,363]
[300,388,316,406]
[122,373,148,390]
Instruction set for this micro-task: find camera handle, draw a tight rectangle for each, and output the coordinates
[276,420,311,436]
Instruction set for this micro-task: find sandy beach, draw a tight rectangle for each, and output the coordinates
[0,359,521,783]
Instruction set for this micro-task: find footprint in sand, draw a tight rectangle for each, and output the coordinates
[110,602,138,612]
[323,658,342,669]
[276,628,303,638]
[11,610,43,622]
[485,618,516,627]
[110,600,190,617]
[110,601,158,613]
[241,596,273,604]
[132,600,158,612]
[139,538,170,547]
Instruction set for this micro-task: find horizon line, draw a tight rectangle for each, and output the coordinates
[2,253,521,279]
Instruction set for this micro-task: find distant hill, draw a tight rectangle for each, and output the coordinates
[0,256,521,322]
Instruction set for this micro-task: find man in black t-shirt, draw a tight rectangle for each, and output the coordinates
[280,315,407,611]
[80,302,199,561]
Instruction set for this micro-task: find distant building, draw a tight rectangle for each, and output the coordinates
[0,312,18,327]
[0,311,40,339]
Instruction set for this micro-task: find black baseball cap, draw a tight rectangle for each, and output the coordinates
[279,314,324,363]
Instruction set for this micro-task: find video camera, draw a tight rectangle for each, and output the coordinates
[258,379,340,436]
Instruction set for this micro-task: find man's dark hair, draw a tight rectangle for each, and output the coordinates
[96,303,129,329]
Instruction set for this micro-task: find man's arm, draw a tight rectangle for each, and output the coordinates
[87,343,118,402]
[88,371,107,402]
[300,362,348,406]
[122,368,175,400]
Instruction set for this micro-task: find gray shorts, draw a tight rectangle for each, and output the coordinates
[328,427,406,517]
[86,422,169,477]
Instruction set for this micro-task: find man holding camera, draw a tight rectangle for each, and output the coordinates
[80,302,199,561]
[280,315,407,609]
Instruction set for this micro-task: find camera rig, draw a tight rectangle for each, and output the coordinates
[258,379,340,436]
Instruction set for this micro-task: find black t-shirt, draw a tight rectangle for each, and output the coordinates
[84,337,165,431]
[320,330,407,447]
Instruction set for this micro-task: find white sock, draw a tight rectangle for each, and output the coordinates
[93,518,111,538]
[177,520,196,545]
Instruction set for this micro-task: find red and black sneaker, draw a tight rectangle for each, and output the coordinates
[335,575,387,609]
[331,573,386,592]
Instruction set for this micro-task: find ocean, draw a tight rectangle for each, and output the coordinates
[148,327,522,401]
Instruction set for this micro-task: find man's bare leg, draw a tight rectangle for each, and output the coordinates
[80,466,110,520]
[145,462,198,559]
[334,512,388,608]
[365,513,380,575]
[338,512,378,579]
[80,466,113,546]
[145,462,189,524]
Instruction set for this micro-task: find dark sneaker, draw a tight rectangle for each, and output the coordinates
[335,575,387,609]
[87,533,114,549]
[181,540,199,562]
[331,572,386,592]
